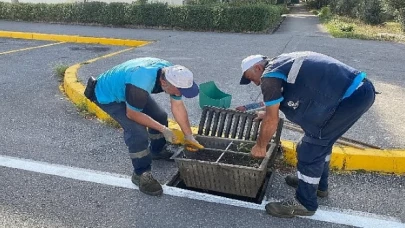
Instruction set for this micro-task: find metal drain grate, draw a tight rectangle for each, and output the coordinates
[197,106,284,144]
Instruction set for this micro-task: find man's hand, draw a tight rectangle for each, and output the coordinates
[251,144,267,158]
[254,111,266,122]
[184,134,204,152]
[161,126,179,144]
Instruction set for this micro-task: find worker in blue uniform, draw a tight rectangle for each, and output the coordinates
[84,57,204,196]
[239,51,376,218]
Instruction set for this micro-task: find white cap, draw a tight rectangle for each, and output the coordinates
[165,65,199,98]
[241,54,265,75]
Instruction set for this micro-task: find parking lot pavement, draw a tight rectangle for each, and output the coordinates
[0,38,129,173]
[1,37,405,227]
[75,32,405,150]
[3,18,405,149]
[4,166,370,228]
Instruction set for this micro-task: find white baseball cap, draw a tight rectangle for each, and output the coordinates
[165,65,199,98]
[240,54,266,85]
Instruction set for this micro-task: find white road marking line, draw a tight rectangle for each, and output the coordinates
[0,42,65,55]
[1,155,404,228]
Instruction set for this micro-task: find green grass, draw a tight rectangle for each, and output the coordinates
[54,64,69,81]
[75,102,97,119]
[321,15,405,43]
[104,118,122,129]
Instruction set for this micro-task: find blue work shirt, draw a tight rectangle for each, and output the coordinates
[95,57,182,112]
[260,51,366,139]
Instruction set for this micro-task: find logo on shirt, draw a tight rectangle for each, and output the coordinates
[287,100,299,110]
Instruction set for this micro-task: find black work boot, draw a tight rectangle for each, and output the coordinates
[131,171,163,196]
[265,197,316,218]
[285,175,329,198]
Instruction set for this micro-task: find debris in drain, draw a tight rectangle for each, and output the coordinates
[219,152,262,168]
[184,149,221,162]
[236,142,255,153]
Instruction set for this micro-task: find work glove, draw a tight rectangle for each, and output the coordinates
[184,134,205,152]
[162,126,179,144]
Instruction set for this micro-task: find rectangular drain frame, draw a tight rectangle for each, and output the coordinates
[167,143,280,204]
[166,170,275,205]
[168,106,284,203]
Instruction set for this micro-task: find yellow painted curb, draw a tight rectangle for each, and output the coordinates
[0,30,151,47]
[282,141,405,174]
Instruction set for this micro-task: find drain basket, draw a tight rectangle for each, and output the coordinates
[173,143,276,198]
[172,106,284,198]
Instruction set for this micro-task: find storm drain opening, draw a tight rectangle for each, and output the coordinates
[166,170,274,205]
[167,139,281,205]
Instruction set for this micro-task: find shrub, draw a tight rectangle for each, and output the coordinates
[306,0,330,9]
[380,1,398,21]
[102,2,129,26]
[384,0,405,10]
[330,0,361,17]
[358,0,383,25]
[226,0,277,7]
[385,0,405,30]
[182,5,215,30]
[0,2,283,33]
[399,8,405,31]
[319,6,332,21]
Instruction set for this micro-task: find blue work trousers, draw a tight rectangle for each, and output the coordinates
[296,78,376,211]
[96,96,168,175]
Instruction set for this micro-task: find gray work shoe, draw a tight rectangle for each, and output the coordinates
[131,172,163,196]
[285,175,329,198]
[265,198,316,218]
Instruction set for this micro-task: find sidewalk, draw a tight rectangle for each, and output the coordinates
[276,3,329,37]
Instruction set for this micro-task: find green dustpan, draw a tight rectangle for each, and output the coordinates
[199,81,232,109]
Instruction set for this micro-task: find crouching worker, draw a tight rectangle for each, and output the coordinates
[239,52,376,218]
[84,57,204,196]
